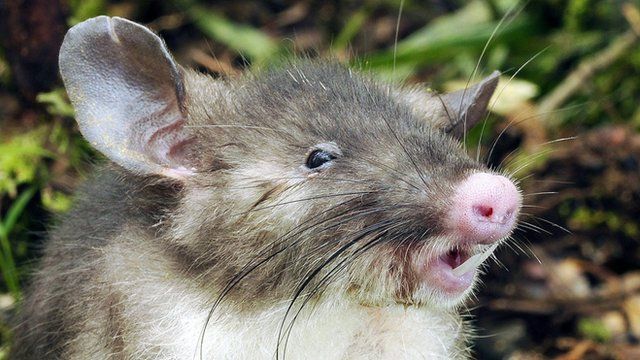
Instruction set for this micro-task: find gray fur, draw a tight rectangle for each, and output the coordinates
[12,16,501,359]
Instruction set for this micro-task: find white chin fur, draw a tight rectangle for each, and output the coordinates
[413,273,480,309]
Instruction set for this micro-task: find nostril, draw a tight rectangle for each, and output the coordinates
[505,208,514,220]
[447,172,522,244]
[473,205,494,219]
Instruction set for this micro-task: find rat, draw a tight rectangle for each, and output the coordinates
[11,16,521,360]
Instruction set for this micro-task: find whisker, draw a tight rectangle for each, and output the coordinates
[363,156,422,191]
[221,176,374,191]
[197,197,372,359]
[499,238,519,255]
[513,172,538,184]
[264,207,396,284]
[472,1,524,157]
[185,124,288,133]
[507,235,542,263]
[518,220,552,235]
[523,178,574,185]
[487,107,579,168]
[539,136,578,146]
[480,46,549,163]
[392,0,404,74]
[515,219,541,232]
[291,221,410,314]
[523,191,558,197]
[281,221,416,353]
[503,135,578,174]
[197,203,395,359]
[504,148,556,177]
[529,215,571,234]
[361,81,430,189]
[381,114,430,189]
[275,220,395,359]
[234,190,378,216]
[520,205,545,210]
[504,237,529,256]
[280,230,398,357]
[500,135,577,178]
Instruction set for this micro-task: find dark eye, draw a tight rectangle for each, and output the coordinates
[306,149,337,169]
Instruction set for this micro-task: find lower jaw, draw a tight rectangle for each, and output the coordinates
[429,265,475,295]
[351,270,476,309]
[416,256,477,296]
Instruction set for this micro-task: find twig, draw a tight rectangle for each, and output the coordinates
[623,2,640,36]
[554,340,594,360]
[489,279,640,316]
[537,29,639,127]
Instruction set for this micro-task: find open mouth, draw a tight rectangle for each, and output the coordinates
[451,242,500,277]
[441,247,471,270]
[414,242,500,295]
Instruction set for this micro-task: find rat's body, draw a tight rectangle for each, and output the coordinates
[15,170,465,359]
[12,17,521,359]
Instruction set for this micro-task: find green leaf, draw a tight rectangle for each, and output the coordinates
[333,8,371,52]
[41,188,73,213]
[68,0,106,26]
[0,185,37,300]
[37,88,75,118]
[0,129,53,197]
[359,0,532,80]
[180,2,280,65]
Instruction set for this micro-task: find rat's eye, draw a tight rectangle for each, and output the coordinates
[305,142,342,171]
[306,150,336,169]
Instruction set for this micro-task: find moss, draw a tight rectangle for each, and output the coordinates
[0,129,52,198]
[568,206,639,238]
[577,317,612,343]
[36,88,75,118]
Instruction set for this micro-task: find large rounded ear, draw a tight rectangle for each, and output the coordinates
[59,16,194,179]
[439,71,500,139]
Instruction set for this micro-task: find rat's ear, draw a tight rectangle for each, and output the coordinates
[59,16,194,179]
[439,71,500,139]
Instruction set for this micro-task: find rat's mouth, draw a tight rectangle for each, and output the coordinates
[441,248,470,269]
[413,242,500,296]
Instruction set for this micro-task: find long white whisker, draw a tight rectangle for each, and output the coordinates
[530,216,572,234]
[186,124,287,133]
[392,0,404,75]
[523,191,558,197]
[474,2,529,160]
[505,149,556,177]
[462,1,523,151]
[518,220,552,235]
[481,46,549,163]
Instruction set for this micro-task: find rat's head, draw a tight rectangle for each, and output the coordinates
[60,17,521,310]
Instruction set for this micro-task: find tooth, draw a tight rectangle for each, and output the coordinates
[451,242,500,277]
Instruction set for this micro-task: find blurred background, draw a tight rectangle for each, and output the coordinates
[1,0,639,358]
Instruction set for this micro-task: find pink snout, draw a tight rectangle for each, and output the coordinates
[447,172,521,244]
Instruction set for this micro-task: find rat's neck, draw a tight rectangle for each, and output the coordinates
[145,286,470,359]
[194,298,470,359]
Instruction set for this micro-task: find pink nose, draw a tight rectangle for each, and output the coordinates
[447,172,521,244]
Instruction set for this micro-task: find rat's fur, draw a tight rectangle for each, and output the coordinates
[12,17,507,359]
